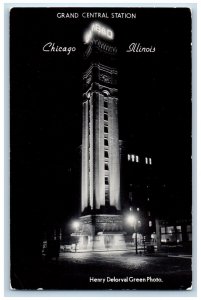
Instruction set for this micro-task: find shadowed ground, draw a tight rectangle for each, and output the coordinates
[11,250,192,290]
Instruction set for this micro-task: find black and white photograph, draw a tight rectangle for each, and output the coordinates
[10,7,192,290]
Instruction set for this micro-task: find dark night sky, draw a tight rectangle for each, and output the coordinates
[10,8,191,253]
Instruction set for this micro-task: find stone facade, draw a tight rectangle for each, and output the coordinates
[81,64,120,211]
[80,24,126,251]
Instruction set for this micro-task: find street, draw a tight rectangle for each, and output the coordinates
[22,250,192,290]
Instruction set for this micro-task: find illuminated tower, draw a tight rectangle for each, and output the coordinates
[79,22,126,251]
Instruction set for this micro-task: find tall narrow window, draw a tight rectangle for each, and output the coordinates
[128,154,131,161]
[145,157,148,164]
[104,100,108,108]
[131,154,135,162]
[105,163,109,170]
[104,113,108,121]
[105,187,109,205]
[104,126,108,133]
[149,158,152,165]
[104,139,108,146]
[136,155,139,162]
[105,177,109,185]
[105,151,109,158]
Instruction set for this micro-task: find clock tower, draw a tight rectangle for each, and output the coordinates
[79,22,126,251]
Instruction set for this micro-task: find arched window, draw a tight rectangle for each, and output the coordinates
[102,89,110,96]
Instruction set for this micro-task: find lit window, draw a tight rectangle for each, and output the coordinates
[186,225,192,233]
[136,155,139,162]
[128,154,131,161]
[145,157,148,164]
[166,226,175,234]
[131,154,135,162]
[147,197,150,202]
[177,234,182,243]
[149,158,152,165]
[137,207,140,211]
[187,233,192,241]
[186,226,192,242]
[161,227,165,234]
[149,221,152,227]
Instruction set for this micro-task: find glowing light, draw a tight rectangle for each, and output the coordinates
[72,221,80,231]
[127,214,138,254]
[127,214,135,226]
[84,22,114,44]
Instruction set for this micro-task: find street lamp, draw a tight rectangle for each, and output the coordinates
[127,214,138,254]
[72,221,80,232]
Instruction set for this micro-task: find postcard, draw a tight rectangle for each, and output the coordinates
[10,7,192,290]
